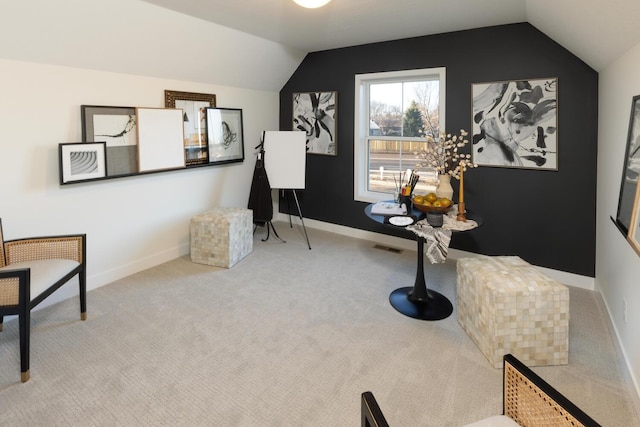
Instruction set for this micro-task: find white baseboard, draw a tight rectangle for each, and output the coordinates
[25,242,190,314]
[277,213,595,290]
[593,282,640,414]
[278,214,640,407]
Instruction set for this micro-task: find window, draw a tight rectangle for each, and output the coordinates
[354,68,446,202]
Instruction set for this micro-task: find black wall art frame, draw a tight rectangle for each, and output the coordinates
[205,107,245,165]
[59,142,107,184]
[628,186,640,256]
[616,95,640,236]
[472,78,558,170]
[293,91,337,156]
[81,105,138,177]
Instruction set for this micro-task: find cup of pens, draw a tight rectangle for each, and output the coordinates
[395,170,420,211]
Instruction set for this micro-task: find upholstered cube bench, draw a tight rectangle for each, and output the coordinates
[456,256,569,368]
[190,208,253,268]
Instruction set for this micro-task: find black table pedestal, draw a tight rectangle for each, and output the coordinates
[388,238,453,320]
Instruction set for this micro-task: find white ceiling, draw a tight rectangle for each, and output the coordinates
[140,0,640,71]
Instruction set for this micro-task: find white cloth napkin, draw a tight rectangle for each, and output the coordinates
[407,222,451,264]
[442,205,478,231]
[406,205,478,264]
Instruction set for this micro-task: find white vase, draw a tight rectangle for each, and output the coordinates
[436,174,454,200]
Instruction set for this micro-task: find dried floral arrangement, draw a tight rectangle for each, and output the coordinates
[414,129,476,179]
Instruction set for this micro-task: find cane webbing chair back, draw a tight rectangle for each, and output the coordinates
[0,219,6,267]
[503,354,601,427]
[0,220,18,307]
[4,235,83,265]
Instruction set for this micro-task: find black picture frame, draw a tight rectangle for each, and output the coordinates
[59,142,107,184]
[615,95,640,235]
[205,107,245,165]
[81,105,138,177]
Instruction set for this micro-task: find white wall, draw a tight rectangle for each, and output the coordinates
[0,0,290,309]
[0,58,278,305]
[597,40,640,399]
[0,0,305,92]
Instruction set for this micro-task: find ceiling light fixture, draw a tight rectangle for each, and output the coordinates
[293,0,332,8]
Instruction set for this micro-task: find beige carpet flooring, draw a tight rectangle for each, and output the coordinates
[0,223,638,426]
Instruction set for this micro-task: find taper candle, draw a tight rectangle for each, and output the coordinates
[459,166,464,204]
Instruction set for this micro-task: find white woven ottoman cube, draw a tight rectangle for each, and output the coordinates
[457,256,569,368]
[190,208,253,268]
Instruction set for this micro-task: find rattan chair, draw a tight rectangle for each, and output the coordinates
[361,354,601,426]
[500,354,601,427]
[0,218,86,382]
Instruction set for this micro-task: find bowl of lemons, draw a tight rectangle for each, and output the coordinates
[412,193,453,214]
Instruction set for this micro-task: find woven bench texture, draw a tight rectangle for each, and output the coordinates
[190,208,253,268]
[457,256,569,368]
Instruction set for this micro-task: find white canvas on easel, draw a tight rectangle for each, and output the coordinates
[263,131,306,189]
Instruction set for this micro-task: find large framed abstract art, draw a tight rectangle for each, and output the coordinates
[616,95,640,250]
[472,78,558,170]
[293,91,337,156]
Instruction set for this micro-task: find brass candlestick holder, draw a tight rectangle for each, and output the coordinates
[457,201,467,222]
[456,166,467,222]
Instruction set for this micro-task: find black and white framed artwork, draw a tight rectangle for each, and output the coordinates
[206,107,245,165]
[616,95,640,235]
[81,105,138,176]
[59,142,107,184]
[293,91,337,156]
[472,78,558,170]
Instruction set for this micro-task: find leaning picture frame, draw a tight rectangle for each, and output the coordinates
[165,90,217,166]
[205,107,245,165]
[615,95,640,235]
[293,91,337,156]
[628,181,640,256]
[136,108,186,173]
[81,105,138,177]
[59,142,107,184]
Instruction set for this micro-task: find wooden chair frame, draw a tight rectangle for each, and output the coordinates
[361,354,601,426]
[0,218,86,382]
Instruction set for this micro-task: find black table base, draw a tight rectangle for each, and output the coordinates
[364,203,476,322]
[389,287,453,320]
[388,238,453,320]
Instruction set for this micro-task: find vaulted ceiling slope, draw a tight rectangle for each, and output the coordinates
[142,0,640,72]
[2,0,638,93]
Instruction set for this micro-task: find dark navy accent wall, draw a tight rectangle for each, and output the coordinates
[279,23,598,277]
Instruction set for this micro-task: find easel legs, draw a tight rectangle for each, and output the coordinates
[254,221,286,243]
[285,190,311,250]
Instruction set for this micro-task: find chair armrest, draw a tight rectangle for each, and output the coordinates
[0,268,30,307]
[503,354,601,427]
[4,234,85,266]
[361,391,390,427]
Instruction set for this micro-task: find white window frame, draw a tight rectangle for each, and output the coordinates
[354,68,446,203]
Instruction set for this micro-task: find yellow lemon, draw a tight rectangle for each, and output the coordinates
[425,192,438,203]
